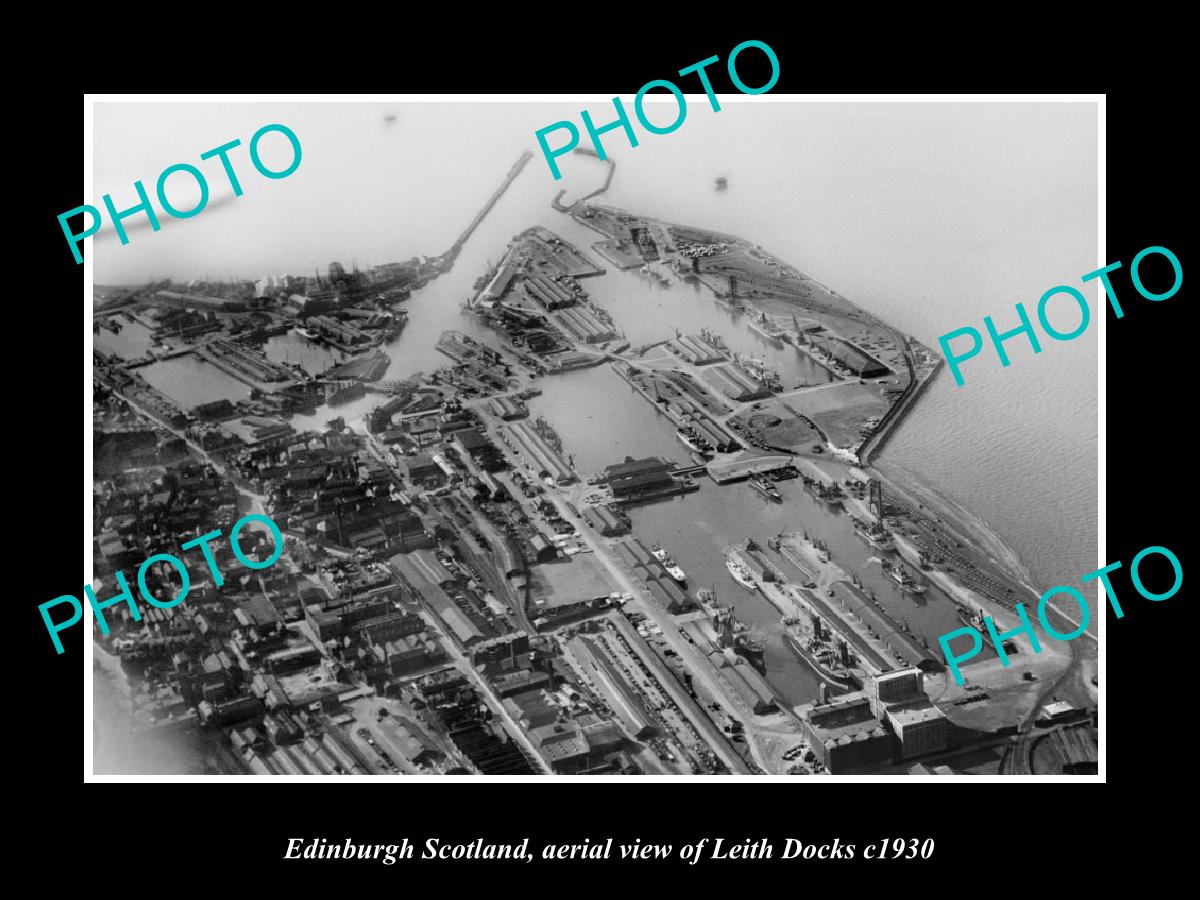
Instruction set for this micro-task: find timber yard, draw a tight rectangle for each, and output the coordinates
[91,149,1097,777]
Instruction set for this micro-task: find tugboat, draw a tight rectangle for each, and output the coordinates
[650,545,687,584]
[882,559,927,594]
[749,475,783,503]
[957,604,989,635]
[725,554,759,591]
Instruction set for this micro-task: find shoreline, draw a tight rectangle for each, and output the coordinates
[870,456,1042,601]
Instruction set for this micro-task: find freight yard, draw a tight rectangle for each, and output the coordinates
[91,155,1095,776]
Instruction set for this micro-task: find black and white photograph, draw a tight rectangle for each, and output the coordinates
[81,96,1103,780]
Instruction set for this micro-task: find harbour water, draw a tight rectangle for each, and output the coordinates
[94,317,154,359]
[140,355,252,410]
[263,330,350,376]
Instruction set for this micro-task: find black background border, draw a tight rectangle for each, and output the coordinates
[23,23,1190,882]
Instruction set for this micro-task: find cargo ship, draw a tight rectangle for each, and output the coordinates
[675,427,713,457]
[699,589,765,671]
[781,617,858,690]
[749,475,783,503]
[651,545,687,584]
[725,555,759,591]
[851,515,894,552]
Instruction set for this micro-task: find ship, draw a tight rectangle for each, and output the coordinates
[700,589,765,672]
[700,588,763,672]
[749,475,783,503]
[650,545,687,584]
[781,617,858,689]
[957,605,988,635]
[294,326,320,341]
[725,555,759,591]
[733,632,766,671]
[675,427,713,457]
[767,465,799,481]
[883,559,927,594]
[715,176,728,191]
[851,515,894,551]
[806,479,845,509]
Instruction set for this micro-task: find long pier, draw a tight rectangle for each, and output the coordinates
[442,150,532,267]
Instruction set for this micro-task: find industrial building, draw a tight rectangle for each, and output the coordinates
[603,457,674,500]
[582,504,629,536]
[669,334,726,365]
[487,395,527,420]
[502,421,575,484]
[799,693,893,774]
[702,364,772,401]
[809,335,890,378]
[554,306,618,344]
[568,634,656,741]
[521,275,576,310]
[713,655,778,716]
[866,668,949,759]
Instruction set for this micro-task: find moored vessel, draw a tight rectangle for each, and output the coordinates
[883,559,927,593]
[749,476,783,503]
[725,555,759,591]
[806,479,845,509]
[651,545,687,584]
[957,604,988,635]
[781,617,858,690]
[675,427,713,457]
[851,515,894,551]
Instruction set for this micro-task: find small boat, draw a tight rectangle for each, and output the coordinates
[715,176,728,191]
[749,476,783,503]
[295,326,320,341]
[957,605,988,635]
[883,560,927,594]
[725,556,759,591]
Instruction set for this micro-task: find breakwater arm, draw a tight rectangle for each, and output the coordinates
[857,341,941,466]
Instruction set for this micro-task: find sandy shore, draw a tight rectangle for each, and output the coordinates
[871,456,1042,600]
